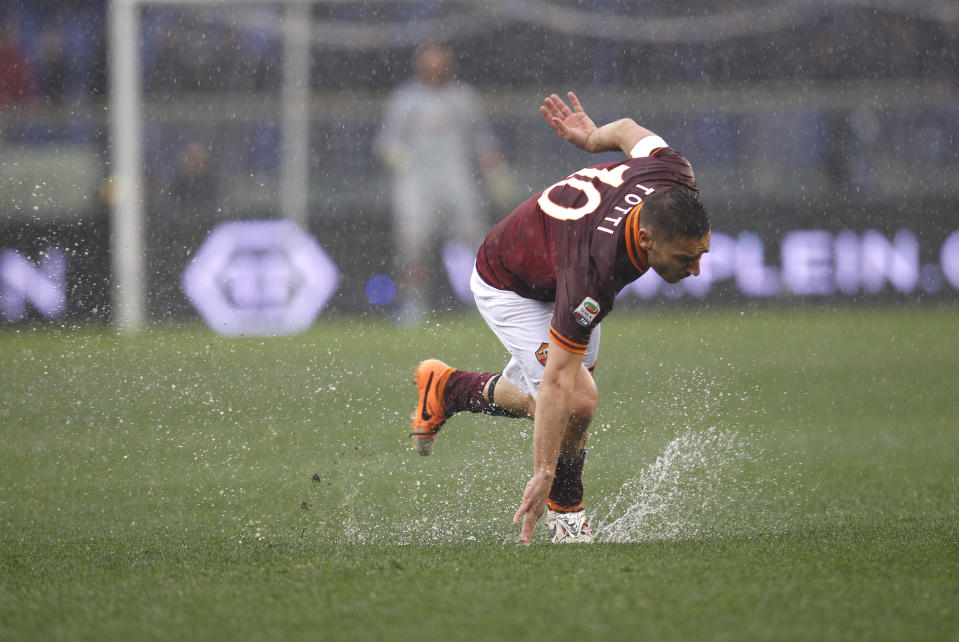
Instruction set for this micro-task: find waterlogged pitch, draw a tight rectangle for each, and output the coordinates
[1,307,957,640]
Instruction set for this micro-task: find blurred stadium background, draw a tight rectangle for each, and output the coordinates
[1,0,957,332]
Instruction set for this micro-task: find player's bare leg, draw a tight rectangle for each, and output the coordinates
[478,365,595,455]
[479,373,534,419]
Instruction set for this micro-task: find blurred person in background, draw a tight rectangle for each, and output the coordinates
[151,140,221,316]
[374,41,512,326]
[0,15,30,106]
[408,93,710,546]
[35,23,69,105]
[170,141,220,212]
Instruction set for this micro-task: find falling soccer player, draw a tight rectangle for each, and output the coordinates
[409,92,711,546]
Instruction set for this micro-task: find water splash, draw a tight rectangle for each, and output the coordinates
[593,427,755,542]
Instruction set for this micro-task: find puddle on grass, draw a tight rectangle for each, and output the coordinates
[295,350,793,545]
[334,443,527,546]
[300,424,788,546]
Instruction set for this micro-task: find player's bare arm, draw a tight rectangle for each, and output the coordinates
[513,343,584,545]
[588,118,659,156]
[541,91,659,156]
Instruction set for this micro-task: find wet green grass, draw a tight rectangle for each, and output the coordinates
[2,307,958,640]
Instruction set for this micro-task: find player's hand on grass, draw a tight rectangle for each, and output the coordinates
[540,92,598,152]
[513,472,552,546]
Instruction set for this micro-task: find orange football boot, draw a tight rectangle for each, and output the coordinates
[410,359,455,455]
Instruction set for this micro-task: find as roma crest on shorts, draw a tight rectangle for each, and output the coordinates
[535,342,549,366]
[573,297,600,327]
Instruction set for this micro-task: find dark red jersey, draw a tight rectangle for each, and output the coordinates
[475,148,697,354]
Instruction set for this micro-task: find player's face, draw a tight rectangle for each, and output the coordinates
[647,232,710,283]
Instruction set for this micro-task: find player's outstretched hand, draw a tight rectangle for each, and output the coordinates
[513,472,551,546]
[540,92,598,152]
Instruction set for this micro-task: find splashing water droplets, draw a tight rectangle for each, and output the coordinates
[594,427,751,542]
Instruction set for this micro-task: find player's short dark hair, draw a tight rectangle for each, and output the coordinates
[639,186,710,241]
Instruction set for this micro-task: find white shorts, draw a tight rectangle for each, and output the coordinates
[470,264,601,399]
